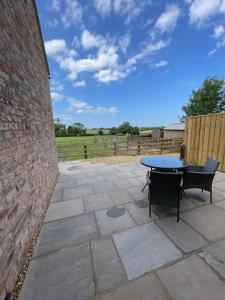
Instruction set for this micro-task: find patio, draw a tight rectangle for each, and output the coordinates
[19,159,225,300]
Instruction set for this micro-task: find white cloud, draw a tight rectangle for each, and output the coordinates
[94,68,129,83]
[152,60,169,68]
[189,0,224,26]
[61,0,83,28]
[45,39,67,56]
[155,4,181,33]
[81,30,106,50]
[50,0,61,12]
[93,0,151,24]
[119,33,131,55]
[73,80,86,87]
[208,35,225,56]
[51,92,64,102]
[213,25,225,39]
[93,0,111,17]
[67,97,119,114]
[50,79,64,93]
[47,18,58,28]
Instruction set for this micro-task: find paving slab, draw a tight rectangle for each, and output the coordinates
[63,186,94,201]
[97,273,168,300]
[84,192,113,212]
[157,216,208,253]
[157,254,225,300]
[213,180,225,192]
[109,190,134,205]
[112,179,132,189]
[19,243,94,300]
[199,240,225,278]
[93,181,116,193]
[126,186,148,201]
[34,213,98,257]
[181,205,225,241]
[113,223,182,279]
[185,188,224,205]
[125,201,158,224]
[215,199,225,210]
[91,238,126,293]
[95,207,135,235]
[51,189,63,203]
[55,180,75,192]
[44,199,84,223]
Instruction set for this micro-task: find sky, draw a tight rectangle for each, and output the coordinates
[36,0,225,128]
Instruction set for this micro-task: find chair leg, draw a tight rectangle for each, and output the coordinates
[177,207,180,222]
[210,190,212,203]
[202,189,203,192]
[142,183,147,192]
[149,203,151,218]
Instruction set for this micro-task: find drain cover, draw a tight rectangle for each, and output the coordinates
[107,207,125,218]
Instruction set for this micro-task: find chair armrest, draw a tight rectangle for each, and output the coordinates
[186,165,204,172]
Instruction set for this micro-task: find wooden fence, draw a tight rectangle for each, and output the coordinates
[184,112,225,172]
[57,137,183,161]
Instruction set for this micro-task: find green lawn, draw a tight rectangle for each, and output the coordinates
[56,135,128,161]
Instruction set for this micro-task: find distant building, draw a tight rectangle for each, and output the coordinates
[164,123,185,139]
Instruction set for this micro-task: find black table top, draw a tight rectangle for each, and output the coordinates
[140,156,189,170]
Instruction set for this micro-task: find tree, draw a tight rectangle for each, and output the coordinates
[181,77,225,121]
[54,118,67,137]
[118,122,134,134]
[67,126,74,135]
[133,126,140,135]
[109,127,118,135]
[98,128,104,135]
[72,122,86,136]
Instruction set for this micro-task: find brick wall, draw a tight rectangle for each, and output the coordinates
[0,1,58,298]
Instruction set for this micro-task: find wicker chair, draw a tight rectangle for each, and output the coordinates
[147,171,183,222]
[183,157,220,203]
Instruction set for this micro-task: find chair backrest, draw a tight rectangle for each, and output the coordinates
[204,157,220,173]
[150,171,183,207]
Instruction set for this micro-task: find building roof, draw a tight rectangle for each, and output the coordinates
[164,123,185,131]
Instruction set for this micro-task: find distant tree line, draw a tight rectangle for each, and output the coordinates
[54,119,140,137]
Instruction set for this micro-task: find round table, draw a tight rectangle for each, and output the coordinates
[140,155,189,170]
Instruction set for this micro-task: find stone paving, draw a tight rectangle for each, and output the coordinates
[19,160,225,300]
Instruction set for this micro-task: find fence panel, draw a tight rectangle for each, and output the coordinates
[184,112,225,172]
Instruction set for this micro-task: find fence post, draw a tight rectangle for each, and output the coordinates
[83,145,88,159]
[159,139,163,154]
[114,142,117,156]
[137,141,141,155]
[127,139,129,154]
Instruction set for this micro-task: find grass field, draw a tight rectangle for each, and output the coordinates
[86,129,109,135]
[56,135,128,161]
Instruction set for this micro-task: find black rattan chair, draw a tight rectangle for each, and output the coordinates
[183,157,220,203]
[148,171,183,222]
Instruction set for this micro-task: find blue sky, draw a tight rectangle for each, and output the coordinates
[36,0,225,128]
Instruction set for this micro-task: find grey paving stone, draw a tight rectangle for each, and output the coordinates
[152,199,196,218]
[199,240,225,278]
[213,180,225,192]
[215,199,225,210]
[112,179,132,189]
[44,199,84,223]
[84,193,113,212]
[213,186,225,198]
[91,238,126,293]
[109,190,134,205]
[157,217,208,253]
[157,254,225,300]
[118,171,137,178]
[181,205,225,241]
[95,207,135,235]
[55,180,75,192]
[185,188,224,205]
[126,186,148,201]
[63,186,94,201]
[127,177,141,186]
[98,273,168,300]
[93,181,116,193]
[113,223,182,279]
[51,190,63,203]
[34,213,98,257]
[19,244,94,300]
[125,201,158,224]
